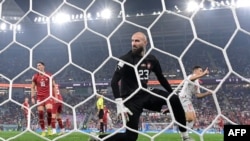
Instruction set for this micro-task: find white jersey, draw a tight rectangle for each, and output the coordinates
[179,74,200,100]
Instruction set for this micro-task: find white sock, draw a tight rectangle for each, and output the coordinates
[181,131,189,138]
[61,128,65,132]
[186,121,194,129]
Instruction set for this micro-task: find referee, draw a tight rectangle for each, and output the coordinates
[96,94,104,133]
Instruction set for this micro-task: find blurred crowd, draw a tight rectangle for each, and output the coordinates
[1,83,249,132]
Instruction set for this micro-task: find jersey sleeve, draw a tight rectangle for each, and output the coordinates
[111,61,124,99]
[152,56,173,93]
[32,74,37,84]
[188,75,201,94]
[187,75,192,80]
[195,80,201,94]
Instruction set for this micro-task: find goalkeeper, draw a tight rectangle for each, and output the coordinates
[96,32,194,141]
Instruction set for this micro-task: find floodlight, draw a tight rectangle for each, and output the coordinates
[38,17,41,22]
[236,0,250,7]
[87,13,92,19]
[0,23,6,30]
[54,12,70,24]
[16,24,21,31]
[187,1,199,12]
[101,8,111,19]
[34,17,38,22]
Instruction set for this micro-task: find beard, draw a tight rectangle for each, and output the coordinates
[132,46,144,55]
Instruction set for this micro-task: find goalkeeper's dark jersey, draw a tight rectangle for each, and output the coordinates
[111,50,173,99]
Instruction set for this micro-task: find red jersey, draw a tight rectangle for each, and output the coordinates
[218,118,224,127]
[32,72,52,98]
[103,108,110,122]
[23,102,29,114]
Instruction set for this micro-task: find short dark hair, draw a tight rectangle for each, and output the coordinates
[37,61,45,66]
[192,66,202,71]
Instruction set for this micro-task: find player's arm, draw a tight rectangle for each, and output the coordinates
[96,102,100,115]
[189,67,209,81]
[52,80,59,101]
[31,79,36,104]
[111,61,123,99]
[21,103,25,111]
[195,86,212,98]
[111,61,133,119]
[153,58,173,93]
[31,81,36,98]
[107,111,111,121]
[195,91,212,98]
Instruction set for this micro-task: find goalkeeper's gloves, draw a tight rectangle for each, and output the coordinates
[115,98,133,122]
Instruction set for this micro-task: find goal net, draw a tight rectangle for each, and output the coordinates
[0,0,250,141]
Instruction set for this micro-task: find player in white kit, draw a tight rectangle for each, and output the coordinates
[179,66,212,129]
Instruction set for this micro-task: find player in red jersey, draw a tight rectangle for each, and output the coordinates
[103,105,111,133]
[65,118,71,130]
[51,84,65,135]
[21,97,30,128]
[31,62,56,136]
[22,97,29,121]
[216,117,224,133]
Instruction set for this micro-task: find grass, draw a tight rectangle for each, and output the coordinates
[0,131,223,141]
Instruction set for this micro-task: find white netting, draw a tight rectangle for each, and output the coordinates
[0,0,250,141]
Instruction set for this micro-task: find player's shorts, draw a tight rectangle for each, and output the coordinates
[179,97,194,112]
[218,123,224,128]
[124,88,181,116]
[37,96,54,106]
[52,102,63,114]
[103,116,107,124]
[103,119,107,124]
[98,109,104,119]
[217,121,224,128]
[24,112,28,119]
[143,88,170,112]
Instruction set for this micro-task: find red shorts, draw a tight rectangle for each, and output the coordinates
[24,112,28,119]
[37,96,54,106]
[52,103,63,114]
[103,118,107,124]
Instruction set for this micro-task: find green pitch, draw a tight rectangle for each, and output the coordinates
[0,131,223,141]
